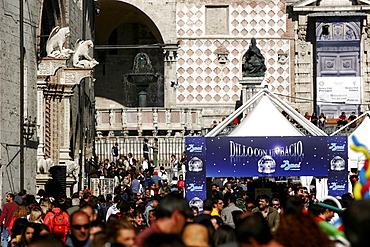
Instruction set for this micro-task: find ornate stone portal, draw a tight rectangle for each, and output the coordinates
[37,26,98,195]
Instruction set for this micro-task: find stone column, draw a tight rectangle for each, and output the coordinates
[363,20,370,110]
[294,15,314,112]
[163,44,178,108]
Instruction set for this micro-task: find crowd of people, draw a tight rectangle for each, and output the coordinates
[280,109,364,130]
[1,177,370,247]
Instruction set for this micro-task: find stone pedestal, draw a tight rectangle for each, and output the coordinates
[239,77,264,116]
[239,77,264,103]
[66,177,78,197]
[36,174,52,192]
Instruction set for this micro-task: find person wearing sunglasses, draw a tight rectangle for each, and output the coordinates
[271,198,281,214]
[66,211,91,247]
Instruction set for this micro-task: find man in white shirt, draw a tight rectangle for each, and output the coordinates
[170,154,179,179]
[141,157,149,171]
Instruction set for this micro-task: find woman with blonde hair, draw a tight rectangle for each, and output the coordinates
[39,198,52,215]
[28,207,43,223]
[8,205,27,235]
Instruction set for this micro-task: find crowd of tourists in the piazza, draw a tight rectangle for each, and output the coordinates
[1,177,370,247]
[1,138,370,247]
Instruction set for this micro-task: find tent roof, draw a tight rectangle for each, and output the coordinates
[206,88,327,137]
[229,96,303,136]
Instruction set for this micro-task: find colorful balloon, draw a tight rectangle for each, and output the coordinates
[350,136,370,200]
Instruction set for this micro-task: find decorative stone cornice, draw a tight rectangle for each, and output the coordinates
[163,44,178,62]
[38,58,67,76]
[56,68,93,85]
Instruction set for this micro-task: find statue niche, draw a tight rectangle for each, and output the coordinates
[242,38,267,77]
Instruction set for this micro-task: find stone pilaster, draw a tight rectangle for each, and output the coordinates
[37,58,94,190]
[163,44,178,108]
[294,15,314,112]
[363,19,370,109]
[37,58,68,173]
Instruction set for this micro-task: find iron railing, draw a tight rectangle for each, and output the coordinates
[95,136,185,167]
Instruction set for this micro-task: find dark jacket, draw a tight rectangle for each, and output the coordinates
[251,206,280,231]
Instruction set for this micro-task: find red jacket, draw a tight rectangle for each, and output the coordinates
[44,207,70,242]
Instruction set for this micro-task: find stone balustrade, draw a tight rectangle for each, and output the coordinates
[96,107,203,136]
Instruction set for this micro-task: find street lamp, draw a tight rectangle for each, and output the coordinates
[23,117,37,140]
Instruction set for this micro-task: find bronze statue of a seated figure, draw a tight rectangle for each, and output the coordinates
[242,38,267,77]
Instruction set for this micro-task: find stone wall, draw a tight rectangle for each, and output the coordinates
[176,0,294,126]
[0,1,39,203]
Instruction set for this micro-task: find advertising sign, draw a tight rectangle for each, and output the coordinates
[206,136,328,177]
[317,77,361,104]
[327,136,348,197]
[185,137,207,212]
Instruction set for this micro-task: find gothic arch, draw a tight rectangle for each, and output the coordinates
[95,1,170,44]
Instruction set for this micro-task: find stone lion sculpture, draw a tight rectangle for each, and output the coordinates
[72,39,99,68]
[46,26,73,58]
[66,160,79,177]
[37,158,54,174]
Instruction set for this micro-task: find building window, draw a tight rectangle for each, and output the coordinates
[206,6,228,35]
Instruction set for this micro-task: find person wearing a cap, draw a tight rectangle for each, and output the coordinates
[151,172,162,184]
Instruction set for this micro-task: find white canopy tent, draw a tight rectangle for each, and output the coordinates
[206,88,327,137]
[229,96,304,136]
[347,112,370,170]
[206,88,327,195]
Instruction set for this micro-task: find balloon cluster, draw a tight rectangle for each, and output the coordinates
[351,136,370,199]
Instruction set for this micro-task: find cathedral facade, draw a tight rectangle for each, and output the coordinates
[95,0,370,138]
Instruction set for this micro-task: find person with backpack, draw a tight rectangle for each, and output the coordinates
[44,201,70,242]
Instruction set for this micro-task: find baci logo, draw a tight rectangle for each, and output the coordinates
[187,144,203,152]
[329,182,346,191]
[329,143,345,152]
[280,160,301,171]
[186,183,204,192]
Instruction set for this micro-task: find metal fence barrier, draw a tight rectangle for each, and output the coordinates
[95,137,185,167]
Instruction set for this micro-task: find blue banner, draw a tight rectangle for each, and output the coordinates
[327,136,348,197]
[206,136,328,177]
[185,137,207,212]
